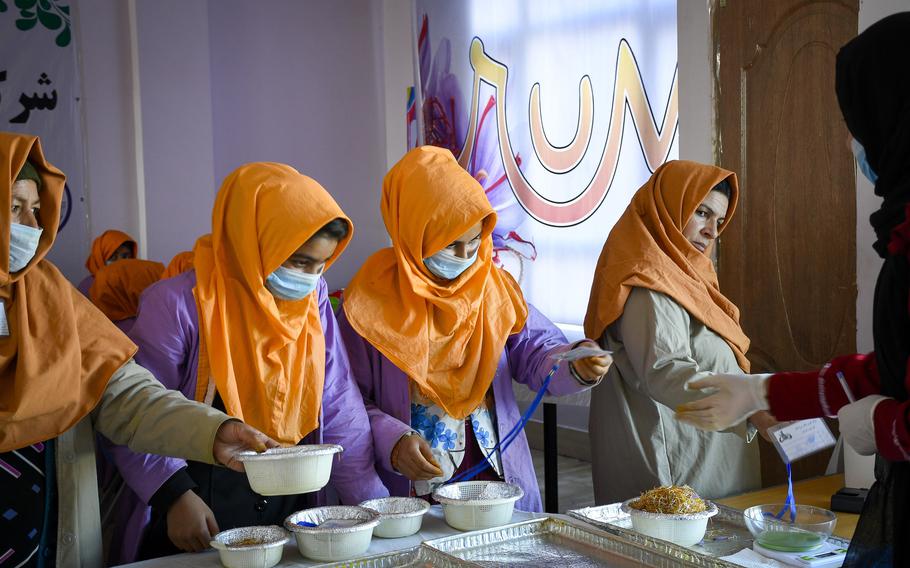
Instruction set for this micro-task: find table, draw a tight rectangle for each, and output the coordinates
[119,507,540,567]
[717,474,859,539]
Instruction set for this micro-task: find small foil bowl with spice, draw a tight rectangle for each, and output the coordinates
[360,496,431,538]
[284,505,380,561]
[620,485,719,547]
[209,525,289,568]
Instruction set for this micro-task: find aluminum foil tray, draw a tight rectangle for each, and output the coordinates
[424,516,715,567]
[318,545,466,567]
[569,502,851,566]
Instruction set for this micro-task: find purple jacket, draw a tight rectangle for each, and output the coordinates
[77,274,93,297]
[336,304,589,513]
[102,270,388,563]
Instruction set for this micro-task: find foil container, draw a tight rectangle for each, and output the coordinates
[424,516,717,567]
[569,502,850,564]
[284,506,380,535]
[236,444,342,462]
[621,498,720,521]
[318,546,466,567]
[360,497,431,519]
[433,481,524,505]
[210,525,289,549]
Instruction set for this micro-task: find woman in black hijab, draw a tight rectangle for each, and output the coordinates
[835,12,910,567]
[676,12,910,566]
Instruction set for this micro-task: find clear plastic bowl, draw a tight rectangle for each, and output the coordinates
[284,506,380,561]
[621,498,719,547]
[209,525,289,568]
[235,444,341,496]
[432,481,523,531]
[743,504,837,552]
[360,497,431,538]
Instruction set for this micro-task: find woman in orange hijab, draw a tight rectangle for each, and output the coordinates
[77,229,138,295]
[161,250,194,280]
[101,162,388,562]
[584,160,774,504]
[89,258,165,333]
[0,134,274,568]
[338,146,611,512]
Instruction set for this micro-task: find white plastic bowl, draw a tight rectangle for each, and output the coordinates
[360,497,431,538]
[621,498,718,547]
[209,525,289,568]
[235,444,342,496]
[284,506,380,561]
[432,481,523,531]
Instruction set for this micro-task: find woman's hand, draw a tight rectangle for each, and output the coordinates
[213,420,280,472]
[748,410,779,442]
[391,433,443,480]
[569,340,613,382]
[676,373,771,430]
[166,490,219,552]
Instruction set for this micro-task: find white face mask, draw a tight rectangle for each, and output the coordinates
[423,249,478,280]
[9,222,42,273]
[265,266,320,300]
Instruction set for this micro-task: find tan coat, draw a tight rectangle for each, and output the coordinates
[589,287,760,504]
[54,359,228,567]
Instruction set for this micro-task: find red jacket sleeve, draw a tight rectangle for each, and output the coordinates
[767,355,910,461]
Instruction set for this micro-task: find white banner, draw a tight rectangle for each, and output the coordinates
[0,0,87,283]
[413,1,678,329]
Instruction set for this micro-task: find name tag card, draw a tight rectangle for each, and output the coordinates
[768,419,836,463]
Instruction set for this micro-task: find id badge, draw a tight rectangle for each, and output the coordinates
[768,418,836,463]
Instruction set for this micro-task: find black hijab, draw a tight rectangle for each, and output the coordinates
[835,12,910,567]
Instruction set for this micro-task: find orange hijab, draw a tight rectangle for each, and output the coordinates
[161,251,194,280]
[85,229,137,275]
[0,132,136,452]
[584,160,750,371]
[193,163,351,445]
[343,146,528,420]
[90,258,165,321]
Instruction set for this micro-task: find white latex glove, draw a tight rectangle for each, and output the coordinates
[675,373,772,431]
[837,395,888,456]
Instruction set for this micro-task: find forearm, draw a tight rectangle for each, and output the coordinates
[93,360,229,464]
[767,353,880,420]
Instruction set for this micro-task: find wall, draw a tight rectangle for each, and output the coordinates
[74,0,141,258]
[205,0,389,290]
[75,0,393,290]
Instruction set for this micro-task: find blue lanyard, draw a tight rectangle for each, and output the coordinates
[447,363,560,484]
[769,462,797,523]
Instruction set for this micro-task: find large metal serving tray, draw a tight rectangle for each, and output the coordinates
[422,516,728,567]
[569,502,851,565]
[317,545,467,568]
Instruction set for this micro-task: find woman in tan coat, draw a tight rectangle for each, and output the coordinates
[584,160,774,503]
[0,132,275,566]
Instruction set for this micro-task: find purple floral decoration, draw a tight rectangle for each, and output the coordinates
[418,15,537,280]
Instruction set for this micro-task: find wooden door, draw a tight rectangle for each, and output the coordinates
[714,0,858,486]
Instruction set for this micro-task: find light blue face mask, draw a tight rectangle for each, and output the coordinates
[9,222,42,273]
[423,248,478,280]
[265,266,320,301]
[851,138,878,184]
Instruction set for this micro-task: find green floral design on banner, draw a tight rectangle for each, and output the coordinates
[14,0,71,47]
[0,2,8,13]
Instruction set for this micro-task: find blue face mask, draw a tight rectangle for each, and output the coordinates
[265,266,320,301]
[9,222,42,273]
[423,249,478,280]
[850,138,878,184]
